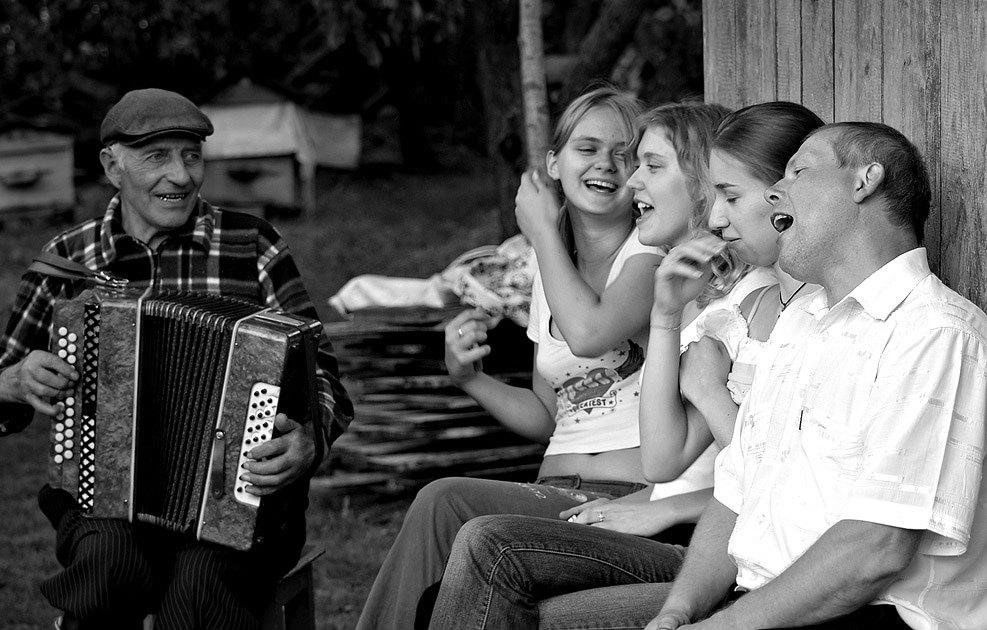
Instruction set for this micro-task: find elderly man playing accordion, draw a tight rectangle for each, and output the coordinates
[0,89,351,630]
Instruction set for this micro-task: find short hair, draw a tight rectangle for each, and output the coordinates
[809,122,931,242]
[713,101,825,186]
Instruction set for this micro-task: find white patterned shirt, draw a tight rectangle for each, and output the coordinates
[714,248,987,629]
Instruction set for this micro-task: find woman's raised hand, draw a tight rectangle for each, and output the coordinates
[444,309,494,385]
[652,234,727,319]
[514,169,562,243]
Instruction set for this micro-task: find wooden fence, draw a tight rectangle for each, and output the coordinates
[703,0,986,309]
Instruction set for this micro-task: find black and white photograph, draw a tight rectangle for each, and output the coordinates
[1,1,984,628]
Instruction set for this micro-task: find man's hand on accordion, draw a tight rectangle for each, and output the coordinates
[0,350,78,416]
[238,413,316,495]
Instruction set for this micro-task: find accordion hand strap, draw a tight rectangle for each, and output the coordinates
[28,253,129,290]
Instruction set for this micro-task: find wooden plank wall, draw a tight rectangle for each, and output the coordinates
[703,0,986,309]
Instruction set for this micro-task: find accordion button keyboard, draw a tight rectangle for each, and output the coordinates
[235,382,282,507]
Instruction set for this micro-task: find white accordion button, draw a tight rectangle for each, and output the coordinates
[65,408,75,418]
[67,355,77,365]
[65,429,74,439]
[57,327,68,336]
[66,397,75,406]
[64,418,74,428]
[58,338,67,348]
[55,423,64,432]
[54,443,64,453]
[54,454,64,464]
[55,432,64,442]
[67,333,77,342]
[64,450,73,459]
[57,349,67,359]
[67,344,77,353]
[64,439,74,449]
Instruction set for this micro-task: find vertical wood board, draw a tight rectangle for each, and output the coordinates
[704,0,743,108]
[940,0,987,309]
[881,0,941,274]
[800,0,835,122]
[742,0,779,103]
[776,0,803,103]
[833,0,883,122]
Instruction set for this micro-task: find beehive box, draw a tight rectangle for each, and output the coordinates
[0,129,75,215]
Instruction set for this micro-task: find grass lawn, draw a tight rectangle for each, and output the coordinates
[0,159,504,628]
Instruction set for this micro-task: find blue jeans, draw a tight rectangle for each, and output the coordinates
[428,514,687,629]
[356,476,647,630]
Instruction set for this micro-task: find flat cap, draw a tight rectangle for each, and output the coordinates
[100,88,213,146]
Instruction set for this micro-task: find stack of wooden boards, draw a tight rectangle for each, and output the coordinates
[320,307,545,493]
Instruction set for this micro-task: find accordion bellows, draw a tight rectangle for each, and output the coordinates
[48,289,320,551]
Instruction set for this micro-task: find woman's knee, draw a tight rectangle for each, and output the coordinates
[406,477,486,529]
[448,514,524,571]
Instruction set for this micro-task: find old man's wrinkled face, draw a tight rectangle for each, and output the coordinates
[102,136,205,244]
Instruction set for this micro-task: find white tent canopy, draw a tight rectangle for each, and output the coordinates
[200,80,361,173]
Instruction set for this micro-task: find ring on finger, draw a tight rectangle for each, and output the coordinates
[597,510,606,523]
[457,327,465,337]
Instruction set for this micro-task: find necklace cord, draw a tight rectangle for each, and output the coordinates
[779,282,808,310]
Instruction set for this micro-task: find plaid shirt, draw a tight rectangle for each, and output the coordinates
[0,195,353,459]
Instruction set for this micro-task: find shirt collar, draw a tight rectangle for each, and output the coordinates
[98,194,215,263]
[801,248,932,321]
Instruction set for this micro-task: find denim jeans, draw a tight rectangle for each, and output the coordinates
[356,476,647,630]
[428,512,912,630]
[428,514,688,629]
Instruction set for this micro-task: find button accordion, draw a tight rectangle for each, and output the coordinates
[47,289,321,551]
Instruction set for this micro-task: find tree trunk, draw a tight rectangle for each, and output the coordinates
[560,0,657,103]
[518,0,551,169]
[473,0,525,239]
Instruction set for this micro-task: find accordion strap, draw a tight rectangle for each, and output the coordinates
[28,253,129,290]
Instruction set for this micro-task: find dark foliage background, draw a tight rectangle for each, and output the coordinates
[1,0,702,177]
